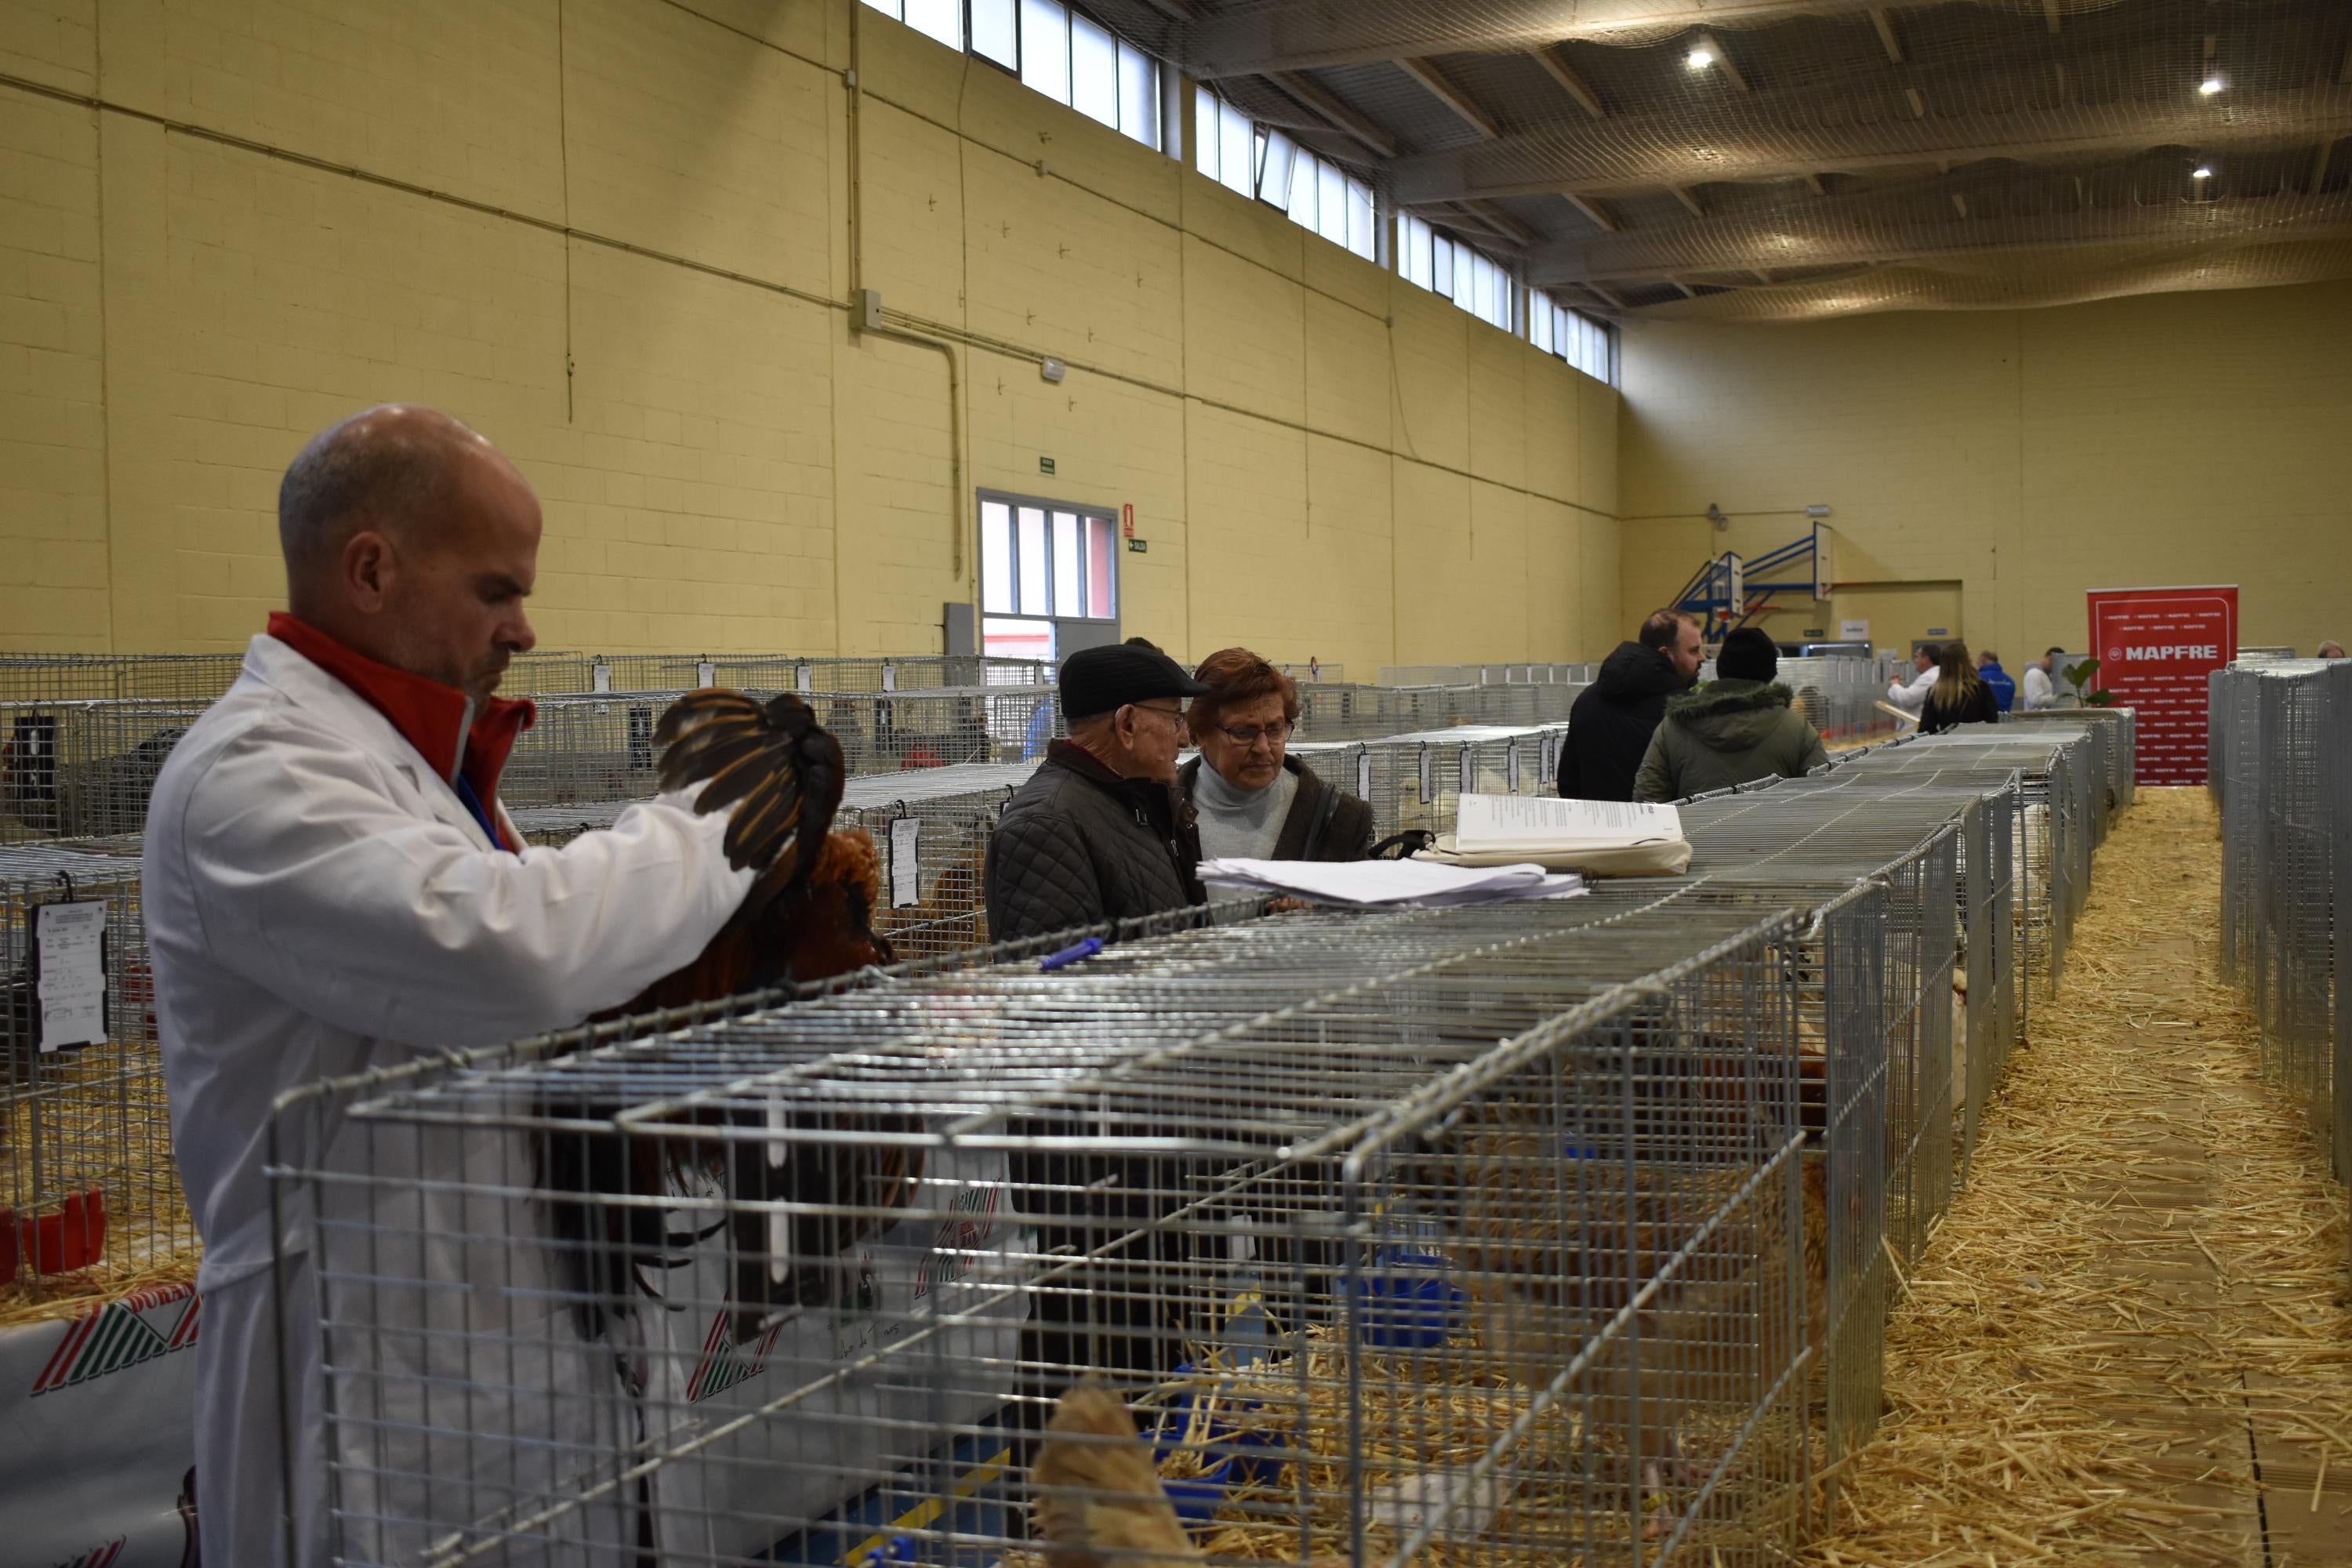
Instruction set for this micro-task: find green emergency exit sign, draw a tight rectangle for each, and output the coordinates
[1039,456,1056,476]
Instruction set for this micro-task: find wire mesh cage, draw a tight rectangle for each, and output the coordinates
[596,656,1057,696]
[1,700,209,844]
[1349,728,1570,837]
[274,895,1867,1568]
[501,688,1065,808]
[2212,662,2337,1163]
[1375,663,1596,687]
[0,653,247,705]
[1777,658,1904,750]
[0,841,195,1308]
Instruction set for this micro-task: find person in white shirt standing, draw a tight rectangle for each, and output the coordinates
[2020,646,2067,710]
[143,405,757,1567]
[1886,645,1938,715]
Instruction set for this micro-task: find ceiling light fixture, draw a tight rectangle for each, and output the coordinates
[1686,47,1714,70]
[2191,165,2213,179]
[2198,76,2224,96]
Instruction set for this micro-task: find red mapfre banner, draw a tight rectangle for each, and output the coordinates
[2085,585,2238,786]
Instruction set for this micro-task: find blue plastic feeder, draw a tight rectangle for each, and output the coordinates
[1350,1249,1468,1349]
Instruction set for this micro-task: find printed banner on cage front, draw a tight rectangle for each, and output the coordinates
[2085,586,2238,785]
[0,1281,201,1567]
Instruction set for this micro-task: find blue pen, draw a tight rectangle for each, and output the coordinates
[1039,936,1105,971]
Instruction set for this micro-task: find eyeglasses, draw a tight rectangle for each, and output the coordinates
[1212,720,1294,747]
[1128,702,1188,731]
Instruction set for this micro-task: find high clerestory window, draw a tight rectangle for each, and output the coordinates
[861,0,1162,149]
[1193,90,1377,262]
[1396,212,1515,334]
[1528,289,1619,386]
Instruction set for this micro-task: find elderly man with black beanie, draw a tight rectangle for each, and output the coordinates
[1632,626,1829,803]
[984,639,1211,942]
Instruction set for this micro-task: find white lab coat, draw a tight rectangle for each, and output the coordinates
[2021,664,2059,711]
[1886,664,1936,715]
[143,633,754,1567]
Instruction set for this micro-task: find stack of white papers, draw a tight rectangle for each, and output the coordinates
[1419,794,1693,877]
[1198,856,1587,909]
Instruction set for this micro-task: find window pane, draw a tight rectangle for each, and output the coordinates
[1118,42,1158,147]
[1218,100,1251,196]
[1193,86,1218,180]
[859,0,903,18]
[1053,511,1083,616]
[981,501,1014,614]
[1285,149,1316,227]
[902,0,960,46]
[1019,0,1068,103]
[1018,506,1049,614]
[1070,12,1116,128]
[1316,159,1346,246]
[983,615,1056,662]
[971,0,1016,66]
[1530,292,1552,352]
[1086,515,1116,618]
[1433,235,1454,297]
[1348,179,1374,260]
[1258,128,1298,210]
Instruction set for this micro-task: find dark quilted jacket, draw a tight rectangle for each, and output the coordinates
[984,740,1205,944]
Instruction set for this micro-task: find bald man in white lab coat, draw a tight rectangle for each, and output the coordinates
[143,406,754,1565]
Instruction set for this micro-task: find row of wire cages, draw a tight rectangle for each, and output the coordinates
[2212,660,2343,1184]
[1374,663,1599,686]
[1,840,196,1309]
[271,884,1896,1568]
[1775,659,1906,750]
[1294,727,1572,840]
[511,763,1045,967]
[1291,684,1588,744]
[500,688,1065,809]
[2004,707,2136,823]
[1654,781,1969,1268]
[1,699,209,845]
[1827,728,2105,1007]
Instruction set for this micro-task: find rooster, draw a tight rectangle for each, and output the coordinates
[540,690,920,1346]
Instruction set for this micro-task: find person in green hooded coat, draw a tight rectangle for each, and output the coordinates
[1633,626,1829,803]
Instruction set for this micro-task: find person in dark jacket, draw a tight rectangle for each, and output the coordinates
[1920,641,2003,733]
[983,640,1208,943]
[1634,627,1828,802]
[1178,646,1373,866]
[1559,609,1704,800]
[1976,648,2016,713]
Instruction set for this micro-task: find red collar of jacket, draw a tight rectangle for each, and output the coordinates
[266,612,534,845]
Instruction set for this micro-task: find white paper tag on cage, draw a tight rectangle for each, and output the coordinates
[34,899,107,1052]
[881,663,897,692]
[889,817,922,908]
[1357,750,1371,800]
[796,662,814,694]
[1366,1471,1502,1542]
[695,660,716,688]
[1508,742,1522,793]
[591,662,612,693]
[1457,747,1475,797]
[1418,746,1433,804]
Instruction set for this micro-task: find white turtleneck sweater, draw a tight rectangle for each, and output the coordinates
[1192,760,1299,862]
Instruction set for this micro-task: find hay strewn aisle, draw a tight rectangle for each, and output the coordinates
[1804,787,2352,1567]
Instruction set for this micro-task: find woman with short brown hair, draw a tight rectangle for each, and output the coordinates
[1179,647,1373,862]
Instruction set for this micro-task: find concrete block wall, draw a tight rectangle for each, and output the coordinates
[0,0,1623,669]
[1617,286,2352,659]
